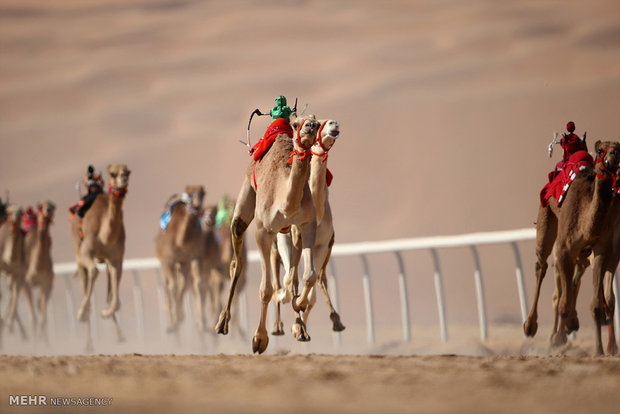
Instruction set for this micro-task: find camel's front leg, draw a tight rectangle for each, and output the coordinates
[216,178,255,335]
[77,262,98,323]
[21,282,37,341]
[270,240,284,336]
[590,254,606,356]
[190,259,207,334]
[293,223,317,313]
[524,206,557,337]
[4,277,22,337]
[38,285,52,343]
[603,270,618,355]
[161,262,179,333]
[556,248,578,333]
[253,225,274,354]
[101,260,122,319]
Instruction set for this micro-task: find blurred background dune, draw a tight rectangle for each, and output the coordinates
[2,0,620,347]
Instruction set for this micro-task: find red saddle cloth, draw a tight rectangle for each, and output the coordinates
[540,150,594,207]
[251,118,294,161]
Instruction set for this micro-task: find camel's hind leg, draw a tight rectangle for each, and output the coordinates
[161,262,180,333]
[317,234,345,332]
[101,261,122,319]
[190,259,207,334]
[4,277,26,340]
[216,177,255,335]
[252,224,274,354]
[21,283,37,341]
[524,205,557,337]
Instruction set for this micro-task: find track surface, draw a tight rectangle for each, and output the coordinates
[1,354,619,413]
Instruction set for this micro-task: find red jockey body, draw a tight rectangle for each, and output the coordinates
[250,117,294,161]
[540,121,591,207]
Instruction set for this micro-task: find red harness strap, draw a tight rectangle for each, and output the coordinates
[596,146,618,193]
[108,184,128,199]
[311,121,330,162]
[288,119,313,163]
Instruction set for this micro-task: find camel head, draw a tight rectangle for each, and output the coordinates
[202,205,217,229]
[36,200,55,227]
[6,205,23,232]
[108,164,131,198]
[312,119,340,160]
[594,141,620,174]
[290,113,321,151]
[183,185,205,214]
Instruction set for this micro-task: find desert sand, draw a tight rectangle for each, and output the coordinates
[1,353,620,414]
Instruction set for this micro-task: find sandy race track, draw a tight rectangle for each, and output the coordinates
[1,353,619,414]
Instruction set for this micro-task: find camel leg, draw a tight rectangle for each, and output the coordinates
[524,205,557,337]
[0,285,3,348]
[270,240,284,336]
[77,265,94,352]
[190,259,207,334]
[603,270,618,355]
[590,254,606,356]
[21,282,37,341]
[285,226,310,341]
[316,234,345,332]
[176,264,189,325]
[101,260,122,319]
[216,178,255,335]
[38,284,52,344]
[77,261,98,323]
[252,224,274,354]
[556,247,579,333]
[4,277,21,337]
[293,223,317,313]
[161,262,180,333]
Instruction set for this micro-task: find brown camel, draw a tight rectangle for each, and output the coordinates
[155,185,209,334]
[0,205,29,342]
[71,164,131,352]
[215,113,321,354]
[272,119,345,336]
[524,141,620,355]
[24,201,56,342]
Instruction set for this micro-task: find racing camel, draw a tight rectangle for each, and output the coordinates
[71,164,130,352]
[215,113,321,354]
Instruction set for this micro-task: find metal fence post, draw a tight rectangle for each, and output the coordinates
[430,248,448,342]
[155,269,168,340]
[328,259,342,348]
[394,251,411,342]
[470,245,488,341]
[132,270,145,345]
[360,254,375,345]
[511,242,529,327]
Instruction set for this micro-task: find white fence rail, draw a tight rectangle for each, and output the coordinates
[48,227,572,349]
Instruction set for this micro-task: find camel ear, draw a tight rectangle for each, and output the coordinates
[290,112,299,129]
[107,164,112,173]
[595,140,602,151]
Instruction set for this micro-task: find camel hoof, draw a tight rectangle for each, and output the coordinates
[271,321,285,336]
[550,331,567,348]
[608,341,618,356]
[291,321,311,342]
[252,335,269,354]
[330,312,346,332]
[215,311,229,335]
[566,316,579,334]
[523,319,538,337]
[100,308,114,319]
[77,307,89,323]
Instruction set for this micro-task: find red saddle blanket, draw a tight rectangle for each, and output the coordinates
[251,118,294,161]
[540,150,593,207]
[21,207,37,234]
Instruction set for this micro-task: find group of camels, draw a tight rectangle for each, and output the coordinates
[3,111,618,356]
[525,139,620,355]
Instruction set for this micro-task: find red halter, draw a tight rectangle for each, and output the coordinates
[310,121,334,162]
[596,146,618,193]
[288,119,313,163]
[108,183,128,199]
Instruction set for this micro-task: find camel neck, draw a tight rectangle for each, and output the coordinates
[5,226,24,266]
[177,206,200,246]
[283,151,312,215]
[309,155,328,223]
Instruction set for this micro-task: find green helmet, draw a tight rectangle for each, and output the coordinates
[270,95,292,121]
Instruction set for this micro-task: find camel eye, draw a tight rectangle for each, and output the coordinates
[110,172,118,178]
